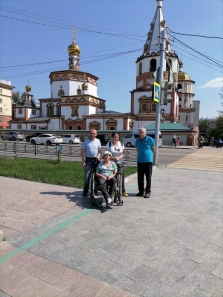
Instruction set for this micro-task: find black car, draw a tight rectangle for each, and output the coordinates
[26,132,42,142]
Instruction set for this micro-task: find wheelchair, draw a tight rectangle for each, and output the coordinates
[89,163,123,207]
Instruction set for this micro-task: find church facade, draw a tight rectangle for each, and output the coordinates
[10,0,199,134]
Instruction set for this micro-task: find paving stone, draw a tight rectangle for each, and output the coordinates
[211,261,223,279]
[113,276,136,292]
[187,288,212,297]
[143,281,172,297]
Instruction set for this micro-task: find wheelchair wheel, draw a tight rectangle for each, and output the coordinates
[91,199,97,206]
[117,173,122,199]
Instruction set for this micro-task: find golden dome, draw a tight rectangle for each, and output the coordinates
[68,41,80,55]
[178,71,191,81]
[26,85,31,92]
[81,82,88,90]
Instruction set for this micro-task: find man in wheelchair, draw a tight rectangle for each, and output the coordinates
[95,151,117,206]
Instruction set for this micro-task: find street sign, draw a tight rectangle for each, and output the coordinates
[153,82,160,103]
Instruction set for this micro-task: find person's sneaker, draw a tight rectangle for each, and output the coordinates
[122,192,128,197]
[136,192,144,196]
[82,192,88,197]
[144,193,150,198]
[107,197,113,207]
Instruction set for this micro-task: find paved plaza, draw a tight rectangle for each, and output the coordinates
[0,147,223,296]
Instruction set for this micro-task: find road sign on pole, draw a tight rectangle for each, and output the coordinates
[153,82,161,103]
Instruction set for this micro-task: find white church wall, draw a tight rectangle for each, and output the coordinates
[87,84,98,97]
[47,118,60,130]
[51,81,70,98]
[89,105,96,115]
[16,108,24,118]
[41,103,47,117]
[30,109,40,118]
[115,118,123,130]
[69,81,82,96]
[79,105,90,118]
[61,106,71,119]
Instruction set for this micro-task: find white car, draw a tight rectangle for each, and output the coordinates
[30,134,63,145]
[61,134,81,144]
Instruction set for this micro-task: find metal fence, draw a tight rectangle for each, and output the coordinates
[0,141,137,166]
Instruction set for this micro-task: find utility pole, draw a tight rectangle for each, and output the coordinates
[153,29,166,166]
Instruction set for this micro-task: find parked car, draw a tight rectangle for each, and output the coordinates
[26,132,43,142]
[1,132,24,141]
[61,134,81,144]
[30,134,63,145]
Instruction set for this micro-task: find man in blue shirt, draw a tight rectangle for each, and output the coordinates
[135,127,156,198]
[81,129,101,196]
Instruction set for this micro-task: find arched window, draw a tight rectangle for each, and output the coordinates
[178,84,182,92]
[139,62,142,75]
[150,59,156,72]
[77,126,81,130]
[166,59,172,71]
[110,127,115,130]
[57,104,61,116]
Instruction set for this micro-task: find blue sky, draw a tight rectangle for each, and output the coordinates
[0,0,222,119]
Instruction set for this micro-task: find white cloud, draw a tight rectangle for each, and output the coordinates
[199,77,223,88]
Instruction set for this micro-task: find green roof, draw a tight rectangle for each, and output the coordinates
[144,122,192,131]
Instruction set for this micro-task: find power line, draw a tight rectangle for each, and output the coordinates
[0,5,145,36]
[168,27,223,40]
[0,14,144,41]
[169,32,223,69]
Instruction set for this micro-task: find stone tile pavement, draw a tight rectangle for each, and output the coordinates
[0,149,223,296]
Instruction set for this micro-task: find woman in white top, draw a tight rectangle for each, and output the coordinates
[106,132,128,197]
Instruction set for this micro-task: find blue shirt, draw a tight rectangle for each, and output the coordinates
[135,136,155,163]
[82,137,101,158]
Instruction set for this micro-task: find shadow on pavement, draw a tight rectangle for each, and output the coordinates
[39,190,112,213]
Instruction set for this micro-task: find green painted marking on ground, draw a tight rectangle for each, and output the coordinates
[0,208,93,264]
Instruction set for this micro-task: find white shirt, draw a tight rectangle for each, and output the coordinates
[105,141,125,163]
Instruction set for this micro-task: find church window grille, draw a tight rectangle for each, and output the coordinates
[65,99,71,103]
[150,59,156,72]
[32,110,36,115]
[19,108,22,114]
[17,124,22,129]
[77,89,81,95]
[80,98,85,102]
[0,99,2,104]
[31,125,37,129]
[68,125,72,130]
[77,126,81,130]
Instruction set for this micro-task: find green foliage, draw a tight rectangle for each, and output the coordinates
[199,118,211,138]
[209,116,223,139]
[0,158,137,188]
[12,91,22,106]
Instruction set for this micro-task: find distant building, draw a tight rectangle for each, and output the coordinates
[0,79,14,128]
[10,0,199,141]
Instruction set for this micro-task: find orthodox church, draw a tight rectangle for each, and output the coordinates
[10,0,199,134]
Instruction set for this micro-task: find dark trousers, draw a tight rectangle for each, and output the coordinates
[97,177,116,201]
[83,158,98,194]
[137,162,153,193]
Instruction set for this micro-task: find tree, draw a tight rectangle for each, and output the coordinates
[12,91,22,105]
[199,118,211,139]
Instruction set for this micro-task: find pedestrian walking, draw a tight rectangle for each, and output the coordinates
[172,134,177,147]
[177,136,180,146]
[135,127,155,198]
[81,129,101,196]
[106,132,128,197]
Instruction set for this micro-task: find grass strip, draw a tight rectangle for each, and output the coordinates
[0,157,137,188]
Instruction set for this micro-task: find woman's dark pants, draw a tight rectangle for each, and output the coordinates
[97,177,116,202]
